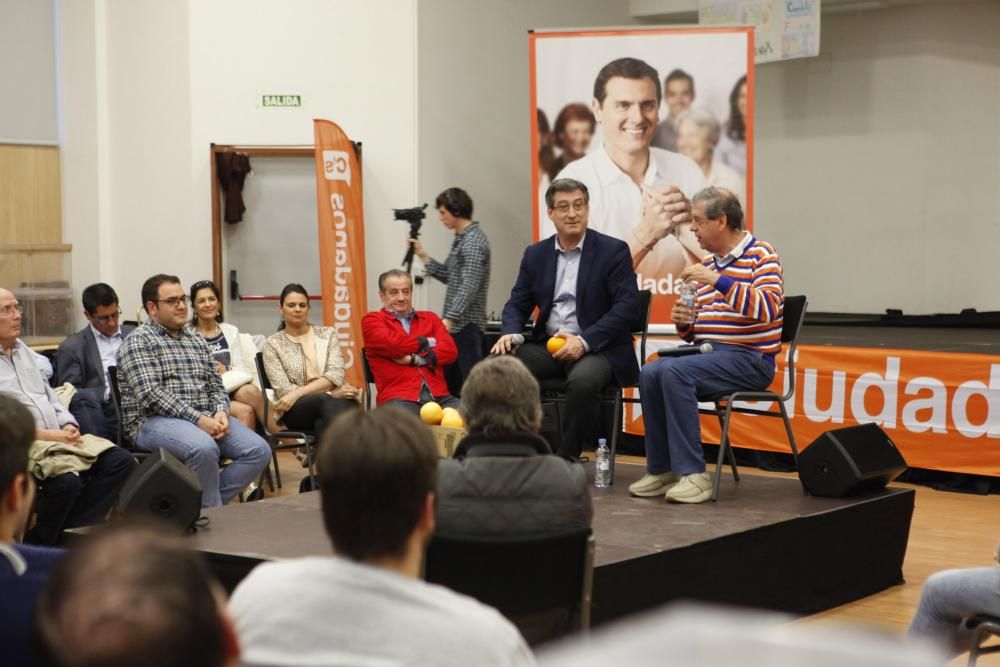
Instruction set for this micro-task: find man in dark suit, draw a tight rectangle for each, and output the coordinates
[56,283,135,441]
[492,178,640,459]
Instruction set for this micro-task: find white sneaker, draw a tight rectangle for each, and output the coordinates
[665,472,713,504]
[628,472,679,497]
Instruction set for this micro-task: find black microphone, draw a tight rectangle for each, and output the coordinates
[656,342,714,358]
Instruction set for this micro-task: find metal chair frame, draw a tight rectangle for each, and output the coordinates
[254,352,317,492]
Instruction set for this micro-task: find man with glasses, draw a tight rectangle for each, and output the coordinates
[116,274,270,507]
[492,179,640,460]
[0,288,134,545]
[56,283,136,440]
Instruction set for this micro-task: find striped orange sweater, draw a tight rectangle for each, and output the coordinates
[679,235,784,356]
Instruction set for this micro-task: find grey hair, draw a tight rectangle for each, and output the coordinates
[692,186,744,230]
[544,178,590,210]
[377,269,412,292]
[676,107,721,148]
[460,356,542,436]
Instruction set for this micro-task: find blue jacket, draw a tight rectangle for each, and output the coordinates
[501,229,640,386]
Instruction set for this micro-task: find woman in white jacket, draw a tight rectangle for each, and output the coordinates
[190,279,272,431]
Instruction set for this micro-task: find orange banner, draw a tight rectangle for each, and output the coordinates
[314,119,367,389]
[626,340,1000,476]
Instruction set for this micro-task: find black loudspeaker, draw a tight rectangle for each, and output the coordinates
[798,423,907,497]
[118,449,202,531]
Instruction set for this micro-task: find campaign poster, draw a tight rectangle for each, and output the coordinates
[530,27,753,326]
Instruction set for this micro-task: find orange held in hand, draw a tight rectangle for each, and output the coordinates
[440,407,465,429]
[419,401,443,425]
[546,336,566,355]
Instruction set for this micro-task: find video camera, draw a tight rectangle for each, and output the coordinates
[395,203,428,277]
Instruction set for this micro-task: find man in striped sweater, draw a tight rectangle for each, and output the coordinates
[629,187,783,504]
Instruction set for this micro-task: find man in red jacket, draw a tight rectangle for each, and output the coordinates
[362,269,460,414]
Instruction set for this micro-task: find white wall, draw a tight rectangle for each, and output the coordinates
[415,0,643,317]
[754,1,1000,314]
[59,0,418,322]
[0,0,58,144]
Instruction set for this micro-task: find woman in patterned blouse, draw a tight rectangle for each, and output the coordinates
[262,284,360,438]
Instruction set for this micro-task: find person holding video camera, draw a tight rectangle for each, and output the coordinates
[409,187,490,394]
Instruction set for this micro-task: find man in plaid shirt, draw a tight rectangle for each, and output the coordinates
[410,187,490,394]
[116,274,270,507]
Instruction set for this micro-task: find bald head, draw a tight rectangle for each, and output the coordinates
[0,287,23,350]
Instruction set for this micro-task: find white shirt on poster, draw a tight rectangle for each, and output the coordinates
[552,143,706,284]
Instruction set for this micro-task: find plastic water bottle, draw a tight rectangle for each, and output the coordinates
[677,281,698,324]
[595,438,610,488]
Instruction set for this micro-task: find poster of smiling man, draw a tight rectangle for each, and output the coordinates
[530,27,753,325]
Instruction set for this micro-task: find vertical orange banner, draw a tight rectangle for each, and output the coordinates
[313,119,367,389]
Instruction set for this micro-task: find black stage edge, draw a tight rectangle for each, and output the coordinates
[591,464,913,625]
[189,463,913,627]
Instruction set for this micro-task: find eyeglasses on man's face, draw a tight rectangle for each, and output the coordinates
[92,310,122,324]
[552,199,588,214]
[0,302,23,318]
[157,296,189,308]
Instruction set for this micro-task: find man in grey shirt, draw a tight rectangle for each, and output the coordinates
[230,408,534,667]
[0,288,133,545]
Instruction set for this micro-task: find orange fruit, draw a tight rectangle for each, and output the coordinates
[419,401,443,425]
[441,408,465,429]
[546,336,566,355]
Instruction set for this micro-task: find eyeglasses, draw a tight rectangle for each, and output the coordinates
[552,200,588,214]
[0,302,23,318]
[92,310,122,324]
[157,296,189,308]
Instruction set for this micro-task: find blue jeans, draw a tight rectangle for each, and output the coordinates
[640,343,775,476]
[908,566,1000,656]
[136,417,271,507]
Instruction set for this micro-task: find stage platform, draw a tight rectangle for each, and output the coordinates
[799,323,999,354]
[189,462,914,626]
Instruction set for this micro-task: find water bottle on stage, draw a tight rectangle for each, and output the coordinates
[595,438,610,488]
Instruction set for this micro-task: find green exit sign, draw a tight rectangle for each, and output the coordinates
[262,95,301,108]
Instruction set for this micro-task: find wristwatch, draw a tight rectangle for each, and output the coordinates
[410,354,417,366]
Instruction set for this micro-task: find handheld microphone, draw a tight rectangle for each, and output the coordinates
[509,333,525,349]
[656,342,713,358]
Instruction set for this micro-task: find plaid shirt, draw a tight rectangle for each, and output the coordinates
[425,221,490,331]
[116,320,229,442]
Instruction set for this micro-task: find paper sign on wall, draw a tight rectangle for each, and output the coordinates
[699,0,820,63]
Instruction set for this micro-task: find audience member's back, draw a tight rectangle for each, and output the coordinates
[229,407,535,667]
[436,356,592,539]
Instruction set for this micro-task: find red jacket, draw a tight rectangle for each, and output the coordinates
[362,308,458,404]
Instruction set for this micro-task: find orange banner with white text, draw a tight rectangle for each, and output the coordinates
[314,120,367,389]
[626,341,1000,476]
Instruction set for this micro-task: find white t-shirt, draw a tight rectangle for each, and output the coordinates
[229,555,536,667]
[553,143,706,285]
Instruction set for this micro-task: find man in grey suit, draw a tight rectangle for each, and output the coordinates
[56,283,135,441]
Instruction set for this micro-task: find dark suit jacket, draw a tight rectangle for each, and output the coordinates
[501,229,640,386]
[56,324,135,400]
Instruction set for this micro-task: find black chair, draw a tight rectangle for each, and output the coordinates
[254,352,317,492]
[539,289,653,485]
[963,615,1000,666]
[107,365,148,461]
[424,528,594,645]
[361,347,375,411]
[656,294,808,501]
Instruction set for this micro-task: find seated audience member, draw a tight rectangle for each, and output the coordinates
[56,283,136,441]
[0,395,64,667]
[491,178,639,460]
[116,274,270,508]
[908,559,1000,657]
[229,408,535,667]
[190,279,274,432]
[262,283,360,438]
[362,269,460,414]
[437,355,592,538]
[0,288,133,545]
[630,187,783,504]
[36,524,240,667]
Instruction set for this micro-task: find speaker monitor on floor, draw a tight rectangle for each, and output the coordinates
[798,423,907,498]
[117,449,202,531]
